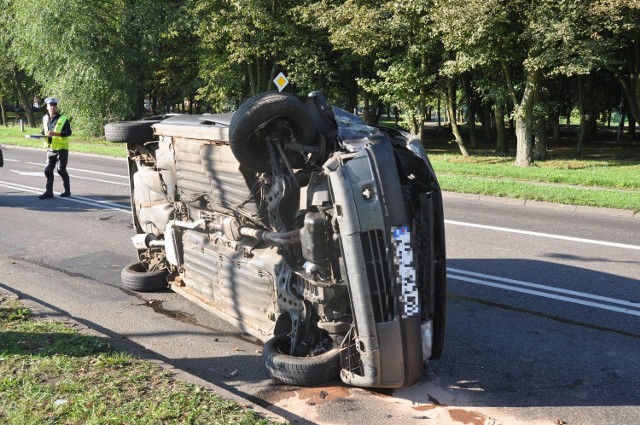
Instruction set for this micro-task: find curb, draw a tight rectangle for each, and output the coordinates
[442,191,639,219]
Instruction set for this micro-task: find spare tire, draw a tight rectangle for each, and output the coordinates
[229,92,316,173]
[263,333,341,386]
[105,120,160,143]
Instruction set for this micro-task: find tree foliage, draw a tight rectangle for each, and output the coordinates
[0,0,636,164]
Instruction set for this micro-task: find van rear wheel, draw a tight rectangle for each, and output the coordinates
[121,261,168,292]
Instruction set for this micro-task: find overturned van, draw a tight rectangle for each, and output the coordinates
[105,91,446,388]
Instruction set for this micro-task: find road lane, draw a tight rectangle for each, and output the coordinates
[1,145,639,424]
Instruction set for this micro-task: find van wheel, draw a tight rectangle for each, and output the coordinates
[263,334,341,386]
[105,120,160,143]
[121,262,168,292]
[229,92,316,173]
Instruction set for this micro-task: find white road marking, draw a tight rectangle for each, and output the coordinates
[449,268,640,309]
[16,164,129,185]
[66,174,129,185]
[66,166,129,179]
[24,161,129,179]
[445,219,640,251]
[447,268,640,316]
[10,170,43,177]
[0,181,131,214]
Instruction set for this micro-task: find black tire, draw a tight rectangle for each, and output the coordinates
[263,334,341,386]
[229,92,316,173]
[0,147,3,167]
[104,120,160,143]
[121,262,168,292]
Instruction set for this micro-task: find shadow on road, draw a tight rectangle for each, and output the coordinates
[391,257,640,411]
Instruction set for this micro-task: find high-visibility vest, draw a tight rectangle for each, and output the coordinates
[42,114,70,150]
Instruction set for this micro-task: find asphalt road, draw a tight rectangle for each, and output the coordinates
[1,145,639,425]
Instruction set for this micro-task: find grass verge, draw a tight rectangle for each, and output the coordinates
[427,147,640,212]
[2,123,639,212]
[0,295,281,425]
[0,124,127,157]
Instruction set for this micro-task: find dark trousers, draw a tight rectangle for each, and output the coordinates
[44,149,70,192]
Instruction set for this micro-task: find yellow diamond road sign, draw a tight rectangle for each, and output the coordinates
[273,72,289,92]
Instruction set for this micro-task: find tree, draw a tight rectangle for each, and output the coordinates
[195,0,310,109]
[7,0,183,134]
[588,0,640,123]
[0,0,40,128]
[299,0,446,142]
[432,0,602,165]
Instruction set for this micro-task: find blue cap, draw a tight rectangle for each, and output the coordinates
[44,97,59,105]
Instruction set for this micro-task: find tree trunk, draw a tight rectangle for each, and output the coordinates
[447,79,470,157]
[629,114,636,140]
[494,104,507,154]
[534,84,547,161]
[512,69,539,166]
[550,112,561,144]
[613,41,640,123]
[12,67,35,128]
[462,75,477,148]
[247,62,257,95]
[482,103,494,143]
[577,75,587,155]
[534,117,547,161]
[0,101,7,127]
[617,112,626,143]
[549,78,562,144]
[363,91,371,123]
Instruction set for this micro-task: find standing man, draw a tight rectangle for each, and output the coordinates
[39,97,71,199]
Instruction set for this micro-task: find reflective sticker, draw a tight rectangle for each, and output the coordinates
[391,226,419,318]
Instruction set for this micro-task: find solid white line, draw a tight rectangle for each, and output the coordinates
[66,174,129,186]
[10,170,43,177]
[11,168,128,186]
[448,267,640,309]
[0,181,131,214]
[448,273,640,317]
[0,182,40,194]
[66,167,129,179]
[23,162,128,179]
[445,219,640,251]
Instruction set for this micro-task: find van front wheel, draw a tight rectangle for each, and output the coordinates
[262,333,341,386]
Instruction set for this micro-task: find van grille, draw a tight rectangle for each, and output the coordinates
[360,230,394,322]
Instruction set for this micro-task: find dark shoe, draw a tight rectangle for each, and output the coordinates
[38,192,54,199]
[59,191,71,197]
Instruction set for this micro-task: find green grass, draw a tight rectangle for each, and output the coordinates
[0,123,127,157]
[426,145,640,211]
[2,122,639,212]
[0,296,281,425]
[436,174,640,211]
[429,152,640,189]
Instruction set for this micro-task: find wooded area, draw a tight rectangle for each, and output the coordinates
[1,0,639,166]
